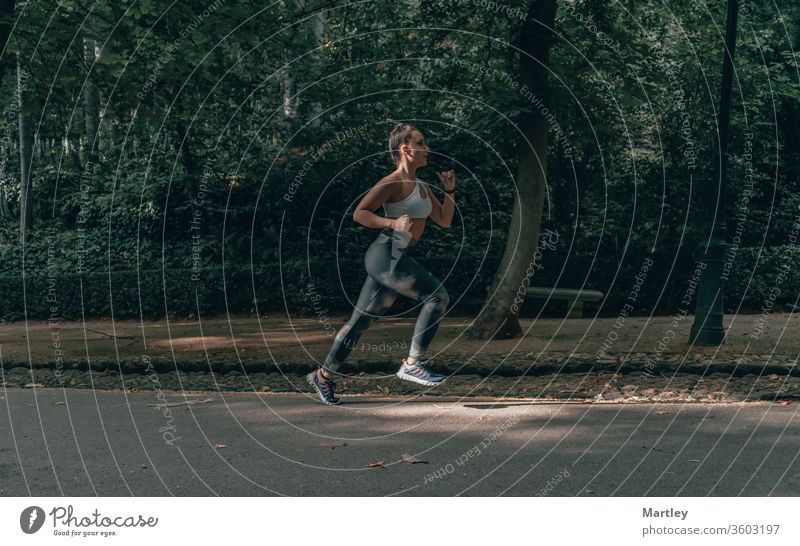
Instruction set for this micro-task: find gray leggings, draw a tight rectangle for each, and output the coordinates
[322,228,449,374]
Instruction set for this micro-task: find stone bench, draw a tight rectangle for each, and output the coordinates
[526,287,604,318]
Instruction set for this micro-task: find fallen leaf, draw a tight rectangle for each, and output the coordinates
[368,460,385,468]
[214,444,226,449]
[146,397,216,408]
[400,453,428,464]
[323,442,347,449]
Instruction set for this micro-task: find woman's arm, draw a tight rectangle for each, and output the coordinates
[353,180,397,229]
[428,170,456,228]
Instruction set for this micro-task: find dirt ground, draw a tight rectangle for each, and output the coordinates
[1,312,797,370]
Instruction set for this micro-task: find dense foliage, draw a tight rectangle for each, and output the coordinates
[0,0,797,321]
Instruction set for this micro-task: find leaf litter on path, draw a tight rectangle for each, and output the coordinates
[146,397,216,408]
[399,453,428,464]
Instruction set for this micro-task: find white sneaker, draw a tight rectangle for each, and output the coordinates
[396,358,445,386]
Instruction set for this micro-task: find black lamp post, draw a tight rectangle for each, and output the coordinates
[689,0,739,345]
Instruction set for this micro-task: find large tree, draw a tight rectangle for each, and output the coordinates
[466,0,557,340]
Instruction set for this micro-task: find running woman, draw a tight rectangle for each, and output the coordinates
[307,123,457,405]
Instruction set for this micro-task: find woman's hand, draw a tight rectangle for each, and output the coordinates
[391,214,412,232]
[436,170,456,191]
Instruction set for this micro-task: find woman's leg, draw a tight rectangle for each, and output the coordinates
[321,273,398,375]
[380,254,450,362]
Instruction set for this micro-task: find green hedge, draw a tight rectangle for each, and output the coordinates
[1,246,796,321]
[0,255,495,321]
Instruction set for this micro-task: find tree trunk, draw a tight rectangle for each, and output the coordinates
[280,0,302,122]
[465,0,557,340]
[279,0,326,129]
[175,119,199,176]
[83,37,101,164]
[18,60,34,243]
[308,9,325,129]
[0,0,14,87]
[0,0,12,222]
[83,11,110,164]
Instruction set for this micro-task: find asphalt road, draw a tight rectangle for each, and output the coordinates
[1,388,798,496]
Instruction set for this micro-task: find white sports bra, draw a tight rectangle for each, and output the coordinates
[382,178,433,219]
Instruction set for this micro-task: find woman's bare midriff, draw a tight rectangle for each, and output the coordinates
[383,177,428,241]
[387,217,426,241]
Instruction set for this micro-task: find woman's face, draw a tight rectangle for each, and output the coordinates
[402,130,429,167]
